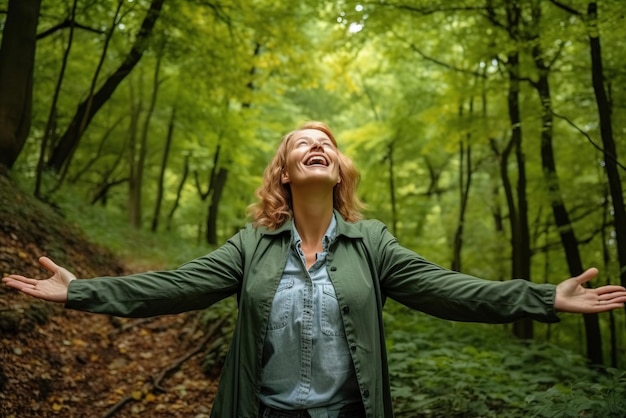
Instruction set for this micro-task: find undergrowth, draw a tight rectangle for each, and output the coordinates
[384,300,626,417]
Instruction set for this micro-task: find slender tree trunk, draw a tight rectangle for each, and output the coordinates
[46,0,165,175]
[503,1,533,339]
[387,141,397,237]
[167,154,190,230]
[601,185,618,367]
[129,51,163,230]
[49,0,125,187]
[452,99,473,272]
[206,168,228,245]
[35,0,78,197]
[0,0,41,169]
[531,28,602,363]
[587,2,626,297]
[152,107,175,232]
[194,142,226,245]
[128,99,142,228]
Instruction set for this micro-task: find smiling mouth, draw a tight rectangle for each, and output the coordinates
[304,155,329,166]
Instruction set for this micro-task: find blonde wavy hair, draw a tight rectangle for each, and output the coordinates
[248,121,364,229]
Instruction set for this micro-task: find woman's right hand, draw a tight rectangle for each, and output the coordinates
[2,256,76,303]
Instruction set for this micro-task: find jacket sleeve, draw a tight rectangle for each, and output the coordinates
[367,221,560,324]
[65,231,246,318]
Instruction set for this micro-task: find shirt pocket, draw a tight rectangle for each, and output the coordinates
[267,277,295,330]
[321,283,345,337]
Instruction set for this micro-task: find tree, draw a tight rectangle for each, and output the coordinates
[152,107,175,232]
[586,2,626,297]
[529,0,602,365]
[45,0,165,179]
[549,0,626,313]
[0,0,42,170]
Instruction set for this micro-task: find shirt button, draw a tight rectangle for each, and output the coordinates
[350,343,357,352]
[363,389,370,398]
[330,266,337,271]
[342,306,350,314]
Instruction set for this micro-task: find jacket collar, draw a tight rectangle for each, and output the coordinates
[259,209,365,240]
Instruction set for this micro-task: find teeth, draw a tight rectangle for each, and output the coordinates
[306,156,327,166]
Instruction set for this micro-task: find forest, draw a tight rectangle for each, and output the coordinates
[1,0,625,416]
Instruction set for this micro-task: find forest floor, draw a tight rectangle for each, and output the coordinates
[0,168,220,418]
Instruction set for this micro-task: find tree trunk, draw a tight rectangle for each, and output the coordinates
[46,0,165,175]
[167,154,190,230]
[587,2,626,296]
[503,1,533,339]
[128,100,142,228]
[452,99,473,272]
[48,0,125,186]
[0,0,42,169]
[152,107,175,232]
[206,168,228,245]
[387,141,397,237]
[34,0,78,197]
[531,33,602,364]
[130,49,162,230]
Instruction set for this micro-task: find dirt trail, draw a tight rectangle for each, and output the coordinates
[0,171,219,417]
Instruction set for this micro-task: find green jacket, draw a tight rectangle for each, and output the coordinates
[66,214,559,417]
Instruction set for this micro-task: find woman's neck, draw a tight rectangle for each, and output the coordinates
[291,189,334,250]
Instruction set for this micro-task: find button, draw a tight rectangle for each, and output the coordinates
[350,343,357,352]
[342,306,350,314]
[330,266,337,271]
[363,389,370,398]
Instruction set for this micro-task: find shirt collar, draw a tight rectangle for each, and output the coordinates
[292,212,337,251]
[260,209,364,241]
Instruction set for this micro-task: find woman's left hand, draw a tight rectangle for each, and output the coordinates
[555,268,626,313]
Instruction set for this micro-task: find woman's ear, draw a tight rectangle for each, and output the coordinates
[281,170,290,184]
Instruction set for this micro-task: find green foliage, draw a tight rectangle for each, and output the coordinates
[525,368,626,418]
[384,300,625,417]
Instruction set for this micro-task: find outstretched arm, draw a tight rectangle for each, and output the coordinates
[2,256,75,303]
[555,268,626,313]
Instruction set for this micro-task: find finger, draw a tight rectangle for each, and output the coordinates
[575,267,599,286]
[592,302,625,313]
[2,275,39,286]
[2,276,37,292]
[595,286,626,298]
[602,294,626,304]
[39,256,60,273]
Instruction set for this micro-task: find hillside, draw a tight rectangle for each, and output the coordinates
[0,168,218,418]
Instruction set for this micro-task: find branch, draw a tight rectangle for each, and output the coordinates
[547,0,582,16]
[387,3,486,16]
[391,30,486,78]
[552,111,626,170]
[37,18,105,40]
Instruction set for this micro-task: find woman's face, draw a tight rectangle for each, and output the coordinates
[281,128,341,189]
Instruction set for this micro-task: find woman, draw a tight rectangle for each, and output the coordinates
[4,121,626,418]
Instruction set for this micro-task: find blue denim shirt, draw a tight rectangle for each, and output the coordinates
[259,215,361,417]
